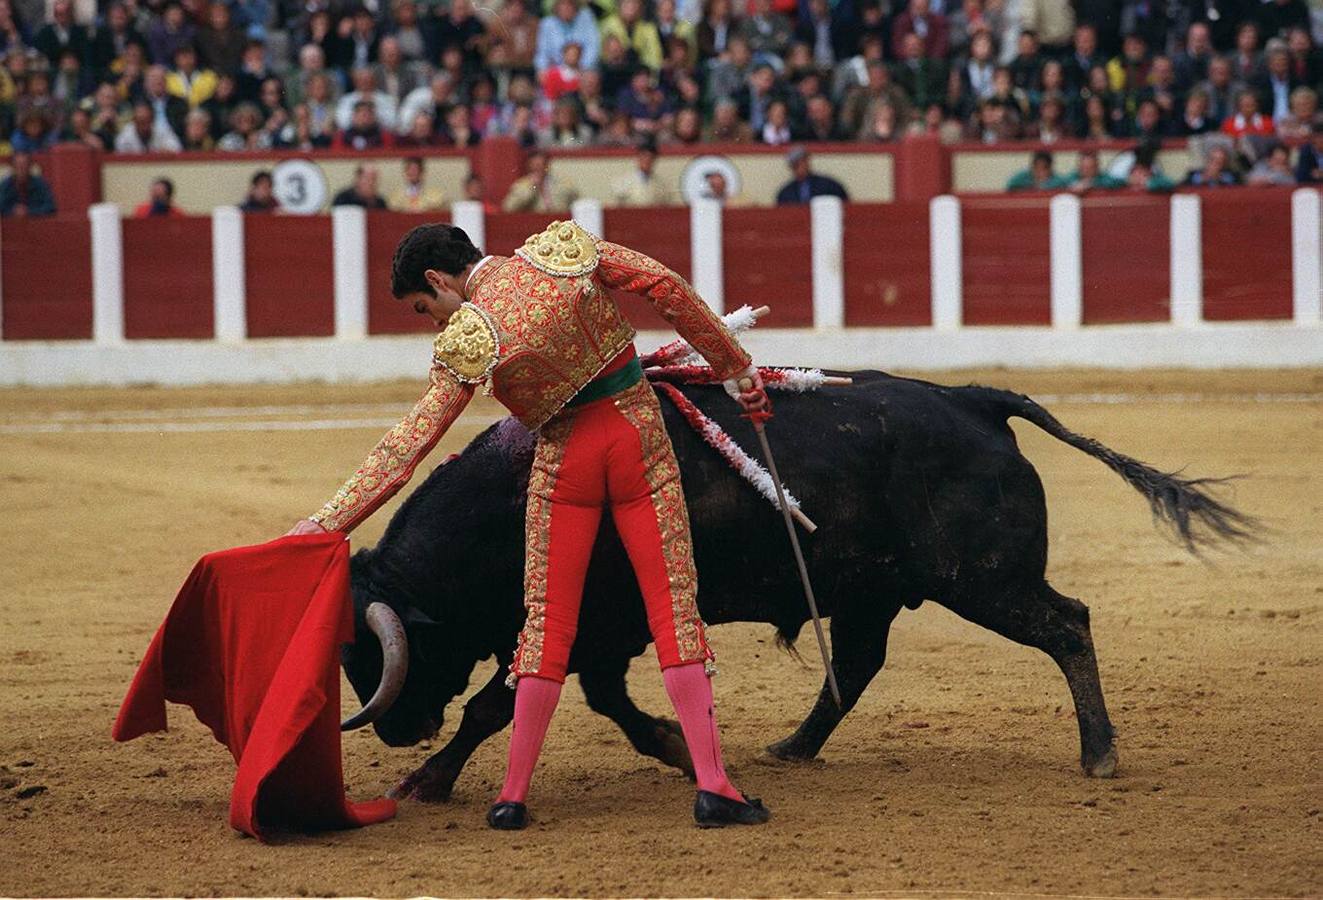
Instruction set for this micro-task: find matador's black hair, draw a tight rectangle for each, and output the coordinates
[390,223,483,298]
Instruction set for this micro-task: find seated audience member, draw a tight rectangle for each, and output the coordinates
[1294,122,1323,182]
[705,99,754,142]
[1222,90,1276,138]
[1276,87,1317,139]
[166,43,218,107]
[1025,95,1069,143]
[775,146,849,204]
[1067,149,1125,193]
[397,111,445,148]
[336,66,398,133]
[463,172,498,213]
[334,100,394,150]
[537,97,593,147]
[217,102,271,150]
[115,100,183,152]
[11,110,58,152]
[240,169,279,211]
[540,40,583,101]
[442,104,480,147]
[181,108,214,150]
[863,102,902,142]
[0,152,56,217]
[1006,150,1069,191]
[1127,162,1175,192]
[61,108,106,150]
[1179,90,1217,135]
[1184,144,1241,186]
[535,0,601,75]
[1246,143,1296,185]
[612,139,672,206]
[759,99,794,144]
[397,74,455,139]
[388,156,446,212]
[502,149,577,211]
[133,177,183,217]
[601,0,663,70]
[699,170,747,206]
[332,164,388,209]
[664,106,704,145]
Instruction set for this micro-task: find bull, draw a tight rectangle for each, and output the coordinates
[339,371,1254,802]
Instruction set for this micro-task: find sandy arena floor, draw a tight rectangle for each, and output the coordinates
[1,368,1320,898]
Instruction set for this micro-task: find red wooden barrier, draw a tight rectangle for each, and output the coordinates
[122,217,214,339]
[722,205,813,327]
[366,210,450,335]
[961,198,1051,325]
[1200,189,1293,321]
[484,211,560,256]
[1080,195,1170,324]
[243,214,335,337]
[843,201,932,326]
[0,216,93,340]
[603,206,692,329]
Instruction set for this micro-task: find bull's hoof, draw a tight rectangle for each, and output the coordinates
[762,736,820,763]
[1082,746,1119,779]
[655,719,695,778]
[388,764,457,802]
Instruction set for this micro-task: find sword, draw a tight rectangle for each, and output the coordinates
[739,378,842,708]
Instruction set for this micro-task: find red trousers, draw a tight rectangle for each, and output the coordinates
[510,378,713,683]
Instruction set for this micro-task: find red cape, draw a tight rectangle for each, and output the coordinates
[112,533,396,839]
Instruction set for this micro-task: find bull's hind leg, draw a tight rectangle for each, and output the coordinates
[949,582,1118,777]
[766,600,903,761]
[580,655,695,778]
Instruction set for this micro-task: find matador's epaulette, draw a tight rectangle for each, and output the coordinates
[433,303,500,383]
[515,220,600,276]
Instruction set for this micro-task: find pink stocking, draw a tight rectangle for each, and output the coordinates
[662,662,743,802]
[496,675,563,804]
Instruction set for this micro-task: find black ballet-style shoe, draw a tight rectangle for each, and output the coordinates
[486,801,530,830]
[693,790,771,827]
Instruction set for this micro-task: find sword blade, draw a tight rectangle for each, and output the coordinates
[753,423,842,708]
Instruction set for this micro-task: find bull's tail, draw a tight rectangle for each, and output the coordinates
[972,388,1261,552]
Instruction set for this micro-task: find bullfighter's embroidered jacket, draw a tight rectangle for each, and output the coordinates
[310,220,752,533]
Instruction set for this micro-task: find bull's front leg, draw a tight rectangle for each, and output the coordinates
[766,600,902,761]
[580,655,695,778]
[388,664,514,802]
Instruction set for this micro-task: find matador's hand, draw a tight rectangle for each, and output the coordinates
[726,365,771,415]
[285,518,328,536]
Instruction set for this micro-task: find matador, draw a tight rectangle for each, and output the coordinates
[288,221,773,830]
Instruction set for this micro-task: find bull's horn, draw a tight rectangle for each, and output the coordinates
[340,602,408,731]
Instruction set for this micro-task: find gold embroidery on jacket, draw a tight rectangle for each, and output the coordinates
[511,415,575,680]
[515,220,600,276]
[432,303,500,383]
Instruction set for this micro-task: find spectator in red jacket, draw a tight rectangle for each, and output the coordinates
[891,0,950,60]
[1222,89,1276,137]
[132,177,184,217]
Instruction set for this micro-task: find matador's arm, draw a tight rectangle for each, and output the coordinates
[595,240,752,382]
[310,363,474,534]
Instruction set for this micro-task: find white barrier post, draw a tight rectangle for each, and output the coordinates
[89,202,124,345]
[571,198,604,237]
[1170,194,1203,326]
[690,198,723,315]
[1291,188,1321,326]
[929,195,962,331]
[810,195,844,329]
[1049,193,1083,329]
[450,200,485,253]
[332,205,368,340]
[212,206,246,342]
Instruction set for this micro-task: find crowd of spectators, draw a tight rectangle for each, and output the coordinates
[4,0,1323,157]
[4,0,1323,212]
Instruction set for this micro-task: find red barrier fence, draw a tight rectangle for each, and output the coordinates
[961,198,1052,326]
[0,190,1309,343]
[0,216,93,340]
[123,217,214,339]
[243,214,335,337]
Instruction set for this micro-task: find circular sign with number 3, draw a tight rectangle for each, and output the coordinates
[272,159,329,214]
